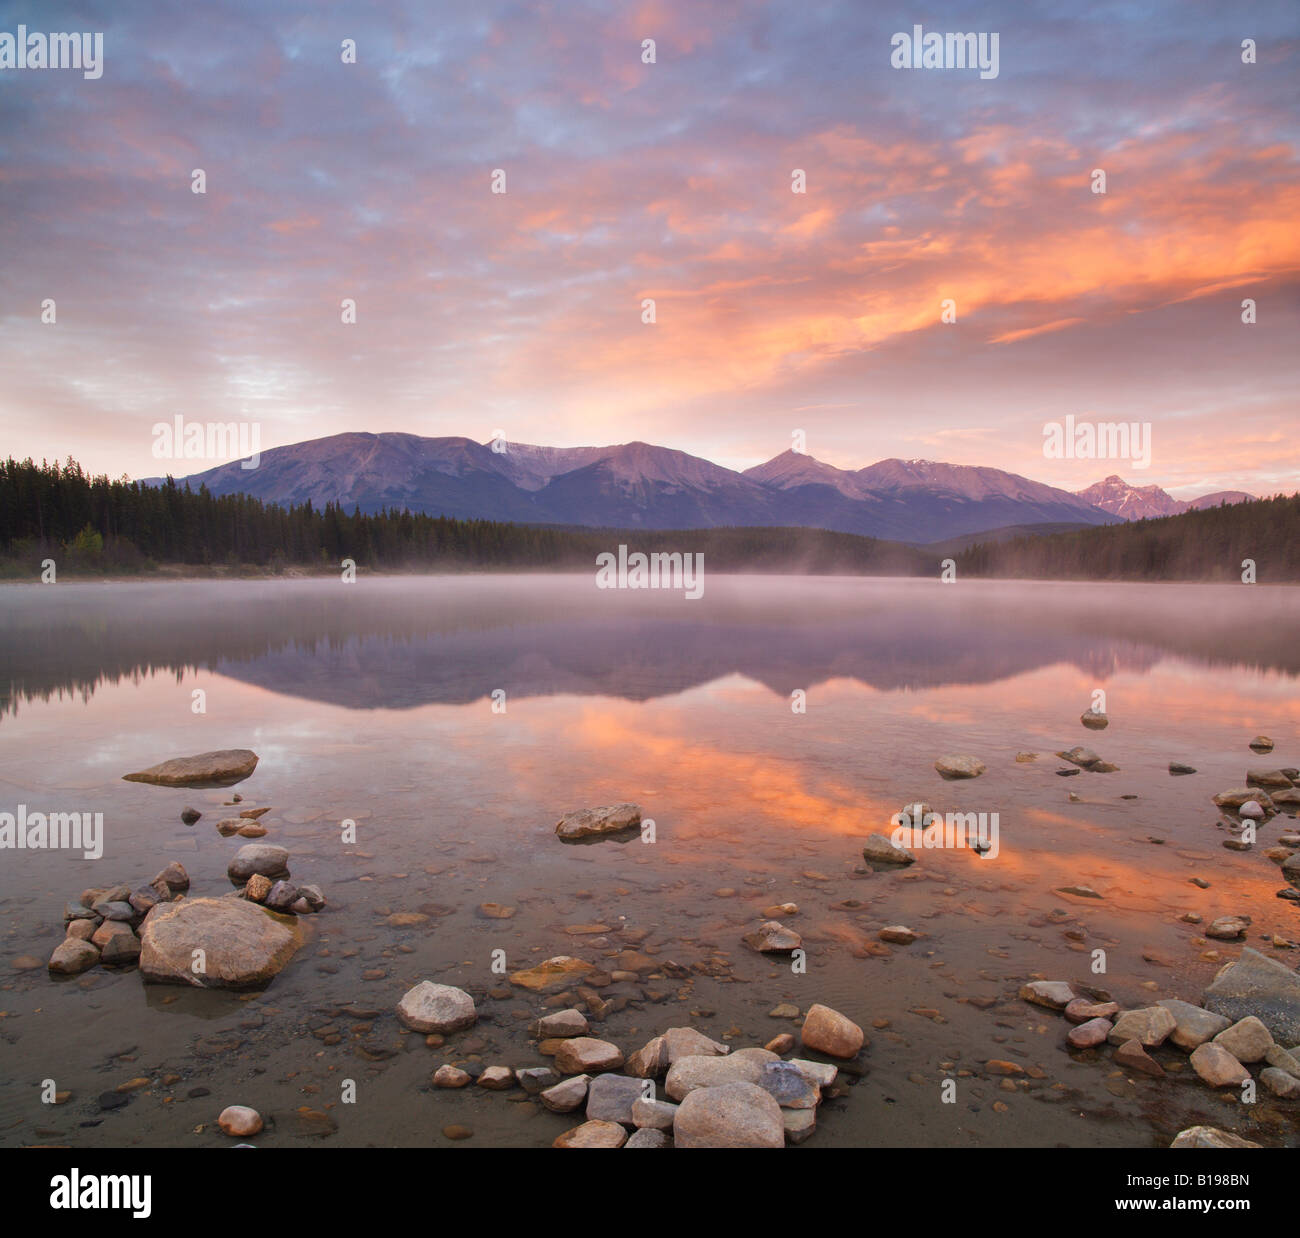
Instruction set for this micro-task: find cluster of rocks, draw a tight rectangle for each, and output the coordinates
[1023,946,1300,1136]
[48,863,191,975]
[399,979,864,1146]
[226,843,324,916]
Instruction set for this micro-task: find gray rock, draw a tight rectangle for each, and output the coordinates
[585,1074,649,1126]
[624,1127,670,1148]
[665,1049,777,1101]
[1204,947,1300,1043]
[1260,1067,1300,1098]
[516,1067,559,1095]
[1157,999,1231,1050]
[536,1008,588,1039]
[758,1060,820,1109]
[661,1027,730,1063]
[631,1096,678,1130]
[395,982,476,1034]
[227,844,290,883]
[263,881,299,912]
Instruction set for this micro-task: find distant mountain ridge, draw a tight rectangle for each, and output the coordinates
[147,433,1255,545]
[1074,474,1255,520]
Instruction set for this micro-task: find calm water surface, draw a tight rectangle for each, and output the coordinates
[1,575,1297,1148]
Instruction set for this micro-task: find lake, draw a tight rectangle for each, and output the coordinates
[1,574,1297,1147]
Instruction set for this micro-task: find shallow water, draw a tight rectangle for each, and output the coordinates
[1,575,1298,1148]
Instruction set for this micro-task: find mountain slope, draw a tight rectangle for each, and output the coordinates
[1075,475,1256,520]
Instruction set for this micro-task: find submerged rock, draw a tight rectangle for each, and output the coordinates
[743,921,802,953]
[227,844,289,883]
[509,955,595,992]
[139,897,303,988]
[934,755,986,780]
[123,749,258,786]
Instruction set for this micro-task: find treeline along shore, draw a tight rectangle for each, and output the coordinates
[1,457,1297,583]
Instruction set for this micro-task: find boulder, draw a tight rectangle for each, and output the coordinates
[1107,1006,1177,1048]
[935,755,986,779]
[672,1081,785,1149]
[800,1003,865,1059]
[1189,1043,1250,1087]
[1203,947,1300,1043]
[554,1037,624,1075]
[1170,1126,1260,1148]
[631,1096,678,1130]
[123,749,259,786]
[227,844,290,883]
[395,982,476,1034]
[539,1075,590,1113]
[665,1049,777,1100]
[585,1074,647,1125]
[536,1008,589,1039]
[552,1120,628,1148]
[554,803,641,841]
[48,938,99,975]
[624,1127,670,1148]
[662,1027,730,1063]
[1212,1016,1273,1064]
[138,897,303,988]
[1156,1000,1231,1050]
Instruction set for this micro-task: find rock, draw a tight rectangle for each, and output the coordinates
[789,1059,837,1088]
[744,921,802,953]
[1239,801,1265,820]
[554,803,641,841]
[631,1096,678,1130]
[1055,885,1103,899]
[1058,746,1102,768]
[239,806,272,819]
[244,874,272,903]
[64,902,100,922]
[862,834,915,866]
[1260,1067,1300,1098]
[98,925,141,966]
[395,982,476,1034]
[665,1049,777,1100]
[1284,853,1300,890]
[662,1027,730,1063]
[1156,1000,1231,1050]
[432,1065,471,1088]
[536,1008,589,1039]
[1265,1043,1300,1076]
[1248,768,1294,789]
[1203,947,1300,1042]
[237,823,267,838]
[1019,981,1077,1011]
[1108,1007,1177,1047]
[1214,787,1274,810]
[539,1075,590,1113]
[516,1066,559,1095]
[800,1003,865,1059]
[762,903,799,918]
[672,1081,785,1149]
[1189,1043,1250,1087]
[180,807,202,824]
[477,1066,514,1090]
[1169,762,1197,775]
[227,844,289,883]
[139,898,303,988]
[1081,711,1108,730]
[477,902,516,919]
[297,884,326,912]
[935,754,985,779]
[509,955,595,992]
[625,1035,670,1078]
[48,938,99,974]
[585,1074,647,1125]
[1170,1126,1260,1148]
[123,749,259,786]
[151,861,189,895]
[216,818,243,837]
[758,1060,820,1108]
[878,926,918,945]
[1114,1039,1165,1078]
[65,919,97,942]
[217,1105,263,1136]
[765,1033,796,1054]
[624,1127,670,1148]
[1065,998,1119,1023]
[783,1108,816,1143]
[1249,736,1274,754]
[1212,1016,1273,1063]
[553,1119,628,1148]
[1067,1018,1112,1048]
[264,881,300,912]
[554,1037,624,1075]
[1206,916,1251,941]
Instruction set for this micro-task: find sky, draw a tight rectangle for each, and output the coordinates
[1,0,1297,499]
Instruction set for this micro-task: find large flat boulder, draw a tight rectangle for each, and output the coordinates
[123,749,259,787]
[1203,947,1300,1043]
[139,897,303,988]
[555,803,642,841]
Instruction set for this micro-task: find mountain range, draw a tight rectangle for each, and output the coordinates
[152,433,1256,545]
